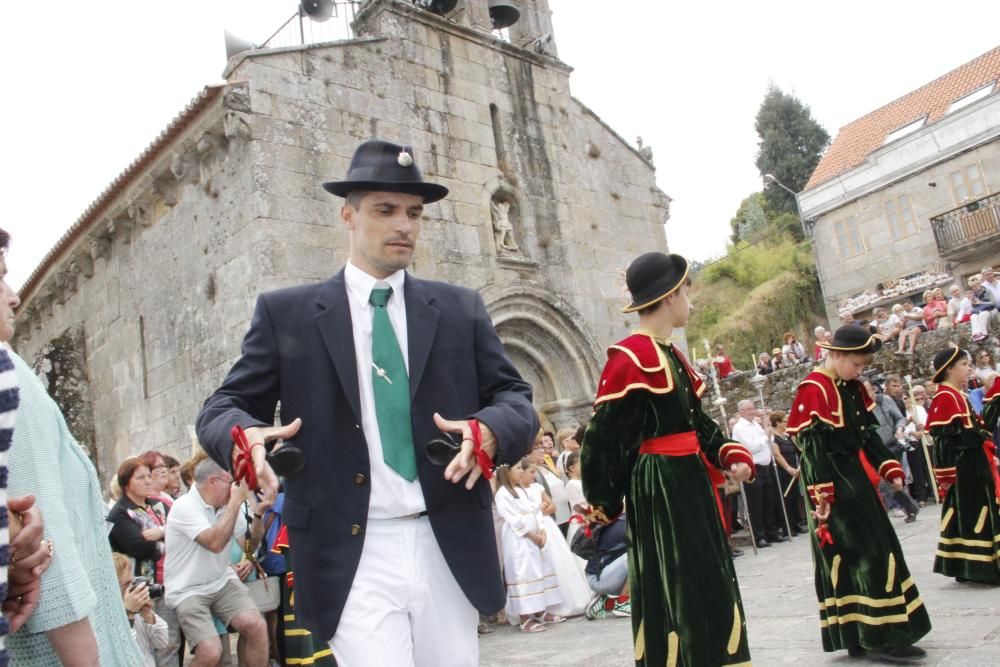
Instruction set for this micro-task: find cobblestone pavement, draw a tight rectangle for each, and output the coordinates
[479,507,1000,665]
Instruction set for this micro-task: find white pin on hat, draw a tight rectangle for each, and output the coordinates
[397,149,413,167]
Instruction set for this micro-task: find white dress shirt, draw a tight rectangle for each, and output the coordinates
[344,260,426,519]
[732,417,773,466]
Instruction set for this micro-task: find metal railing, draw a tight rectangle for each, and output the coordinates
[261,2,362,49]
[931,191,1000,258]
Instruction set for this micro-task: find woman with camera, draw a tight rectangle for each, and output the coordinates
[112,552,168,667]
[108,457,180,666]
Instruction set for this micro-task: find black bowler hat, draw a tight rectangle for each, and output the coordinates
[322,139,449,203]
[622,252,689,313]
[931,346,968,383]
[817,324,883,354]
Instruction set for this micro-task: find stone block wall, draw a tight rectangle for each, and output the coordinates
[13,0,671,481]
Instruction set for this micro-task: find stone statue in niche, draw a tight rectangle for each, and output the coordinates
[491,199,519,252]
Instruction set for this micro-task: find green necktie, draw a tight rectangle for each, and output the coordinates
[369,285,417,481]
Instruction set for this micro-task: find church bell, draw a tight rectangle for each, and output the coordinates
[487,0,520,29]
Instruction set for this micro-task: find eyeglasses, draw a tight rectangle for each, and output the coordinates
[152,465,167,473]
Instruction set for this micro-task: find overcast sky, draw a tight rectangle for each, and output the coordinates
[2,1,998,290]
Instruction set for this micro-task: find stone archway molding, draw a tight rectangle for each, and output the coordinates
[480,282,603,425]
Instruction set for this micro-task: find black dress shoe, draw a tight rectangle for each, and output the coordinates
[768,535,790,543]
[847,646,865,658]
[730,548,744,558]
[755,538,772,548]
[868,645,926,663]
[794,526,810,535]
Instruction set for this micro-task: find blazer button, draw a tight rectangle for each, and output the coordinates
[354,473,367,485]
[351,524,362,536]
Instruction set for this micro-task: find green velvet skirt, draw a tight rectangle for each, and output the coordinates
[800,448,931,652]
[934,446,1000,584]
[627,453,751,667]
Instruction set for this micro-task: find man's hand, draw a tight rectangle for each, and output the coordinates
[229,480,251,509]
[241,418,302,502]
[812,493,832,522]
[434,413,497,490]
[729,462,752,483]
[232,560,254,582]
[5,496,49,633]
[892,477,904,491]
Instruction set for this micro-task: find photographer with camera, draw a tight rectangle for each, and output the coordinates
[107,456,180,666]
[112,553,167,667]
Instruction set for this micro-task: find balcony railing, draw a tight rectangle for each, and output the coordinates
[931,191,1000,259]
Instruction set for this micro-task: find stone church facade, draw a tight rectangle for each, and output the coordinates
[13,0,670,483]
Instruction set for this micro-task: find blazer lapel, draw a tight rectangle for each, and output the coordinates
[315,270,363,425]
[404,274,440,400]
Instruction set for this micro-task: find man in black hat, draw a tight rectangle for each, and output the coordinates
[580,251,756,666]
[196,139,538,666]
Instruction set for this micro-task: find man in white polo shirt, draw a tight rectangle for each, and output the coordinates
[732,399,787,548]
[164,458,267,666]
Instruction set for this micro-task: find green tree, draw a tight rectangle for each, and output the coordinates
[729,192,769,245]
[755,86,830,215]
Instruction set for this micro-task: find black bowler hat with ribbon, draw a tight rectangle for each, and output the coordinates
[322,139,449,203]
[817,324,883,354]
[931,345,969,383]
[622,252,689,313]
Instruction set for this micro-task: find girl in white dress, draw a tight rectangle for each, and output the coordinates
[525,460,592,617]
[495,462,564,632]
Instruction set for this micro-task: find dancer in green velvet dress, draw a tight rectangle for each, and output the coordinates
[983,374,1000,433]
[927,347,1000,585]
[581,252,756,667]
[787,325,930,663]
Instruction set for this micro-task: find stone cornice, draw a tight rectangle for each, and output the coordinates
[15,83,246,327]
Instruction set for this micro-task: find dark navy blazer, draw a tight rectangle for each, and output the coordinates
[196,269,538,640]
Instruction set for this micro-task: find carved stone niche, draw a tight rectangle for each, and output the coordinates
[490,190,523,256]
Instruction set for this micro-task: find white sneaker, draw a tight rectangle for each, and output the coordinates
[891,508,906,518]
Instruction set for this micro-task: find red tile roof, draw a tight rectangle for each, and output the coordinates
[17,84,228,307]
[805,46,1000,191]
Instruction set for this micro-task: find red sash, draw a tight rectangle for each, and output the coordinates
[639,432,728,531]
[985,440,1000,504]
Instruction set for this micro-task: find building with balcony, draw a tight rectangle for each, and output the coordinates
[799,46,1000,324]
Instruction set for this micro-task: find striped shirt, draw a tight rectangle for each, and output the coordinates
[0,347,19,667]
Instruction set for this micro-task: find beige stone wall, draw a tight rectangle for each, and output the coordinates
[13,0,669,481]
[814,138,1000,323]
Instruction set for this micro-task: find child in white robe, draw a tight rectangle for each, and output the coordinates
[495,461,564,632]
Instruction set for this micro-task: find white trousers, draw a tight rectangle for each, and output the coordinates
[329,516,478,667]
